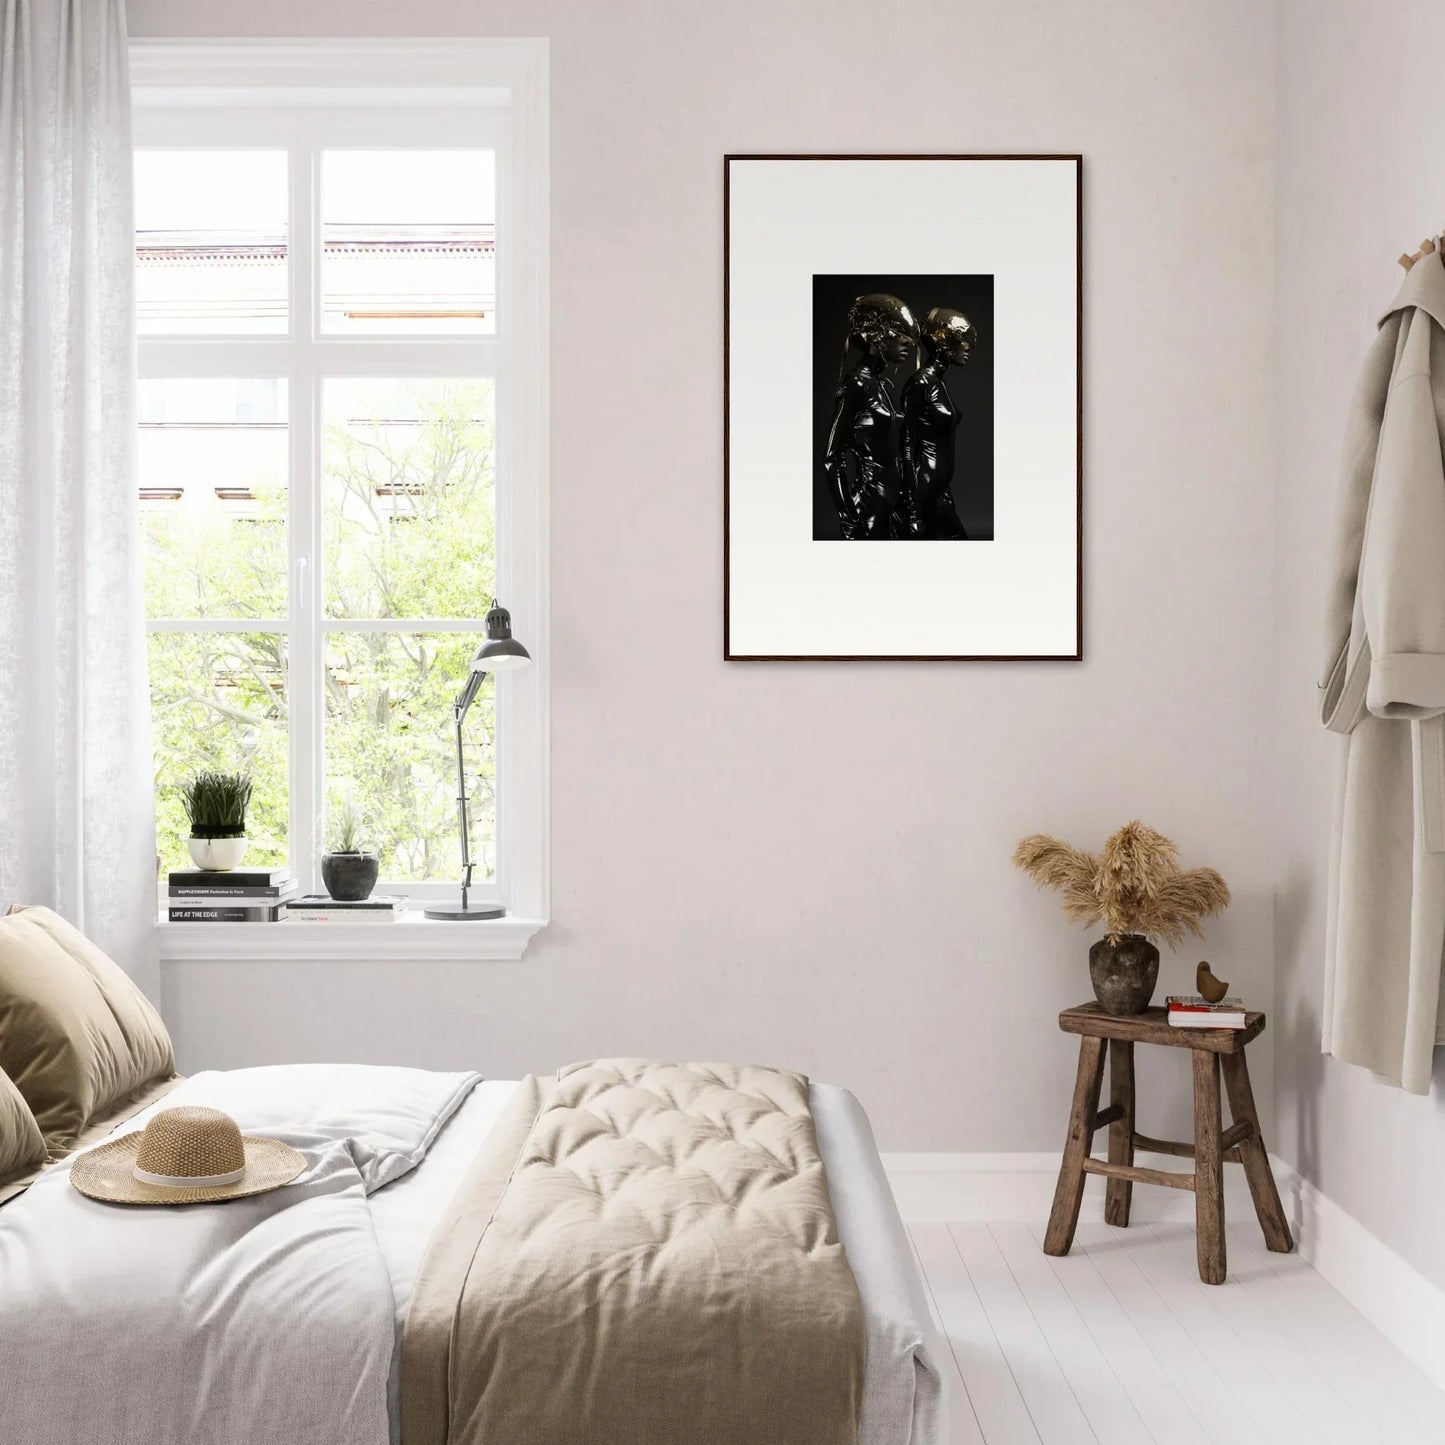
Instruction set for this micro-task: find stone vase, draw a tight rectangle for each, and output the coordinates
[320,852,379,902]
[1088,933,1160,1015]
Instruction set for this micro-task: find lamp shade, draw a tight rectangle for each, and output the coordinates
[471,601,531,673]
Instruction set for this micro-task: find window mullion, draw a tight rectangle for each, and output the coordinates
[288,131,322,896]
[146,619,292,633]
[322,618,483,633]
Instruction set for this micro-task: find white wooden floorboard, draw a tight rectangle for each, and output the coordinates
[1067,1224,1269,1444]
[907,1227,987,1445]
[1118,1223,1311,1442]
[906,1212,1445,1445]
[949,1223,1099,1443]
[910,1223,1041,1445]
[1022,1219,1212,1445]
[1223,1222,1442,1445]
[985,1223,1153,1445]
[1151,1222,1365,1445]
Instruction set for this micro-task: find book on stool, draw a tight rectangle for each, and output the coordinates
[1166,994,1248,1029]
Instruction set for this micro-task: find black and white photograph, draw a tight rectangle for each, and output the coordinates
[812,272,994,542]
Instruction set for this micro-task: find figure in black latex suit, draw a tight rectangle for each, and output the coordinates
[823,293,918,539]
[899,306,977,539]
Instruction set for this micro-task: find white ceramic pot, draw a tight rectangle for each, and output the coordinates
[187,836,249,872]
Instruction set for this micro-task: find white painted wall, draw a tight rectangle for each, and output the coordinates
[130,0,1277,1152]
[1274,0,1445,1294]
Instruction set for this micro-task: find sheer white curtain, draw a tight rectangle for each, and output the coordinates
[0,0,157,993]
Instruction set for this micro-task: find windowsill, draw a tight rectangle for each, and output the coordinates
[156,912,546,962]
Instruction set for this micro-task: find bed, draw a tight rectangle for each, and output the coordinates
[0,1062,945,1445]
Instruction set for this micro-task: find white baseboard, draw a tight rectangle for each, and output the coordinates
[882,1151,1445,1396]
[1270,1157,1445,1394]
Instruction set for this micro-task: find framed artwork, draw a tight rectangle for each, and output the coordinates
[724,154,1082,661]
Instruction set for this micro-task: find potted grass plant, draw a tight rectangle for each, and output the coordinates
[182,771,253,872]
[1012,820,1231,1015]
[321,802,380,902]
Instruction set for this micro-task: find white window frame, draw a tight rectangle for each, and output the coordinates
[134,41,549,961]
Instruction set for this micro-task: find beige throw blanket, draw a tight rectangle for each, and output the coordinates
[401,1059,866,1445]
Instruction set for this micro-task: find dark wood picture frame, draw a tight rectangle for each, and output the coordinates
[723,153,1083,662]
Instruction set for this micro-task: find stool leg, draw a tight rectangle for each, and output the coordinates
[1221,1050,1294,1253]
[1104,1039,1135,1228]
[1192,1049,1226,1284]
[1044,1035,1105,1257]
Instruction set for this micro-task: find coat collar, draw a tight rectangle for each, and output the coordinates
[1382,246,1445,332]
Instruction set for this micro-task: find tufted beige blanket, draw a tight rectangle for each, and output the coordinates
[400,1059,866,1445]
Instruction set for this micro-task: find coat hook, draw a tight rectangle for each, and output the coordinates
[1400,236,1440,272]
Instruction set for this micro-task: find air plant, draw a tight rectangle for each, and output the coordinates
[1012,820,1230,948]
[181,771,253,839]
[329,799,370,856]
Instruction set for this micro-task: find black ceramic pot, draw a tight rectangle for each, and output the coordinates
[1088,934,1160,1015]
[320,852,379,902]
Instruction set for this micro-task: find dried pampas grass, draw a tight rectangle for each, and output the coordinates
[1012,820,1230,948]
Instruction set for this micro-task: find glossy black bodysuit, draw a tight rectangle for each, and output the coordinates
[899,358,968,540]
[824,356,901,539]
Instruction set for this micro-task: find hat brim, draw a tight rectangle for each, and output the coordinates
[69,1133,307,1206]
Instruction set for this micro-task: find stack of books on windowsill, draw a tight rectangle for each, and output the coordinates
[282,894,409,924]
[1166,995,1249,1029]
[167,867,297,922]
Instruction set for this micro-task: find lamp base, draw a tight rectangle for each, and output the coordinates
[423,901,506,921]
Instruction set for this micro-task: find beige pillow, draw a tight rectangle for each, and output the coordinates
[0,1064,45,1186]
[0,906,175,1151]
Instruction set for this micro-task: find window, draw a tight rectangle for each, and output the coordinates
[132,42,549,953]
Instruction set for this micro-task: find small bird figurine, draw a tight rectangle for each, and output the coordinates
[1196,961,1229,1003]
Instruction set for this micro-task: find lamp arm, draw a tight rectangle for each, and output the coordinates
[452,669,488,910]
[454,668,485,719]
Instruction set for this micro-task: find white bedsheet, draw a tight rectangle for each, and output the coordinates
[368,1080,946,1445]
[0,1065,479,1445]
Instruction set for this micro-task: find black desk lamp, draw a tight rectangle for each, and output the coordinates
[425,600,530,920]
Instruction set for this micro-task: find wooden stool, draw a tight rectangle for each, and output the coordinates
[1043,1002,1293,1284]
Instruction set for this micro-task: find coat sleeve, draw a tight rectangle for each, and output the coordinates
[1319,324,1395,732]
[1361,315,1445,720]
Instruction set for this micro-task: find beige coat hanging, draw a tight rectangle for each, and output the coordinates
[1320,248,1445,1093]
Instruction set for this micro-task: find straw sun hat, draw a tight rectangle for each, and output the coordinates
[70,1105,306,1205]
